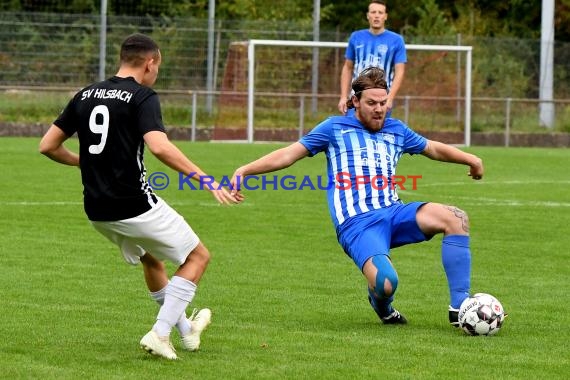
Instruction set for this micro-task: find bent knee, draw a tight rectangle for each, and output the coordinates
[445,205,470,234]
[191,243,211,265]
[380,272,399,297]
[372,255,399,298]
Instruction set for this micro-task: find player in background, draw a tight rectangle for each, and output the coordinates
[232,67,483,327]
[338,0,406,117]
[39,33,242,360]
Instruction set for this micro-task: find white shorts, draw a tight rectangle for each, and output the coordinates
[91,197,200,266]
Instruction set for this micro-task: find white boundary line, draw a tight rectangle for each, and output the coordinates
[417,179,570,187]
[2,181,568,208]
[0,201,253,207]
[1,201,83,206]
[2,198,569,208]
[401,195,570,208]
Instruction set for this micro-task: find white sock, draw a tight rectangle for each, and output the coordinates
[152,276,196,337]
[150,285,192,335]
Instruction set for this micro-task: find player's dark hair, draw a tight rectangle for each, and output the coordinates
[120,33,159,67]
[369,0,387,12]
[346,67,388,109]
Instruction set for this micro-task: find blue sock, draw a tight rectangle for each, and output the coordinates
[441,235,471,309]
[368,288,394,318]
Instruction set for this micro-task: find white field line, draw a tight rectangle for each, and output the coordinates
[1,201,83,206]
[2,181,569,208]
[0,201,252,207]
[416,179,570,187]
[417,195,570,208]
[2,198,569,208]
[399,179,570,207]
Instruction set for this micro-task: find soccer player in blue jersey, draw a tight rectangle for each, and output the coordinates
[231,67,483,326]
[338,1,406,117]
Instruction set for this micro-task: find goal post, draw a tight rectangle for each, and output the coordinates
[246,39,473,145]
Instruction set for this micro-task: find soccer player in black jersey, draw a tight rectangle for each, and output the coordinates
[39,33,242,360]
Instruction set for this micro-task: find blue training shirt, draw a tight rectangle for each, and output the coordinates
[345,29,407,90]
[299,115,426,229]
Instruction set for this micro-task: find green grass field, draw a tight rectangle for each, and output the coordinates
[1,137,569,379]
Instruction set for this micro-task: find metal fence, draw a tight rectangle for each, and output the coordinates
[1,11,569,136]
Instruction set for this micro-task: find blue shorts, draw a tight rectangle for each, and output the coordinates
[337,202,431,271]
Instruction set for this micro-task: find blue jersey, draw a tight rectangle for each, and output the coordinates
[299,115,426,230]
[345,29,407,90]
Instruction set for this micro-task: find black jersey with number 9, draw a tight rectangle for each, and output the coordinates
[54,76,166,221]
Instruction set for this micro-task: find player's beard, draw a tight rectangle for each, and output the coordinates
[360,110,386,132]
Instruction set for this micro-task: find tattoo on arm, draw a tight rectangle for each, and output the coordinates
[445,206,470,233]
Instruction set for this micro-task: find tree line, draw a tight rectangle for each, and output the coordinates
[3,0,569,42]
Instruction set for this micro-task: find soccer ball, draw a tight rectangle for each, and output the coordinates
[458,293,506,336]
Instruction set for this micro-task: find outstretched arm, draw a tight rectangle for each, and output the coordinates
[231,142,310,192]
[387,63,405,112]
[421,140,484,180]
[144,130,242,204]
[39,125,80,166]
[338,59,354,114]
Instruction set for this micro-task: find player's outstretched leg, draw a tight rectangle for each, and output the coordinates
[441,234,471,327]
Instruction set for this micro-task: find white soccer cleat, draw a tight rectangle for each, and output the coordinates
[181,308,212,351]
[140,330,178,360]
